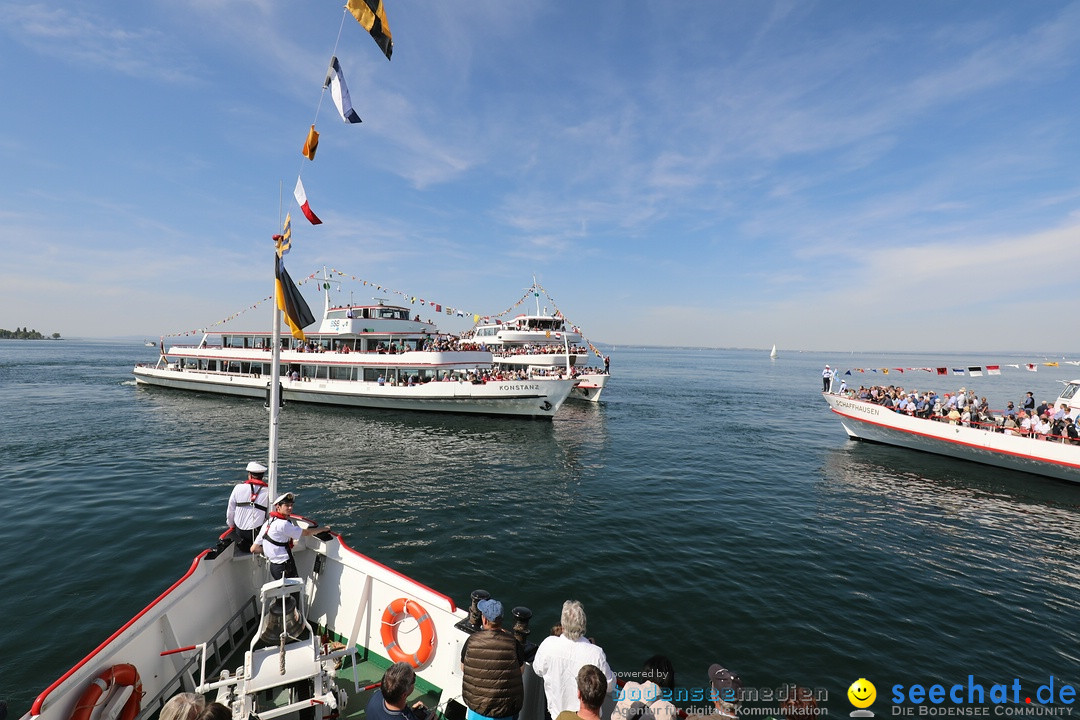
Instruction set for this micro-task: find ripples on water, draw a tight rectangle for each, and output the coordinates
[2,342,1079,714]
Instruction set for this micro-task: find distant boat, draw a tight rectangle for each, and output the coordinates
[462,279,610,402]
[143,339,156,347]
[770,344,778,359]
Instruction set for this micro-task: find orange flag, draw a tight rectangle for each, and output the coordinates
[302,125,320,160]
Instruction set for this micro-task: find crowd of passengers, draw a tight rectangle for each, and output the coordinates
[490,343,591,356]
[374,368,534,386]
[841,384,1080,442]
[285,336,483,353]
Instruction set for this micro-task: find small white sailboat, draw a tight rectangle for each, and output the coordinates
[770,344,778,359]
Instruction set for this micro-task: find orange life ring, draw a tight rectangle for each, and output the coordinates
[69,664,142,720]
[380,598,436,668]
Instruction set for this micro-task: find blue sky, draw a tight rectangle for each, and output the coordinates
[2,1,1080,351]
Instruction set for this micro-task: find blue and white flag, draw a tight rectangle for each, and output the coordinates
[326,56,362,124]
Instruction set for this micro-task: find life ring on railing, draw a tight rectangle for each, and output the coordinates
[69,664,142,720]
[380,598,436,668]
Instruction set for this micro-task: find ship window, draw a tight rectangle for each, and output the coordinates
[1060,383,1080,401]
[329,366,353,381]
[363,368,381,382]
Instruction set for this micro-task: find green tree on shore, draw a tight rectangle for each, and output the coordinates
[0,327,60,339]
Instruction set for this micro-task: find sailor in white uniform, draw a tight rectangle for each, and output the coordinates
[226,461,270,552]
[252,492,331,580]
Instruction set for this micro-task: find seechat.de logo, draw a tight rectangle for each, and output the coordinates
[849,678,876,717]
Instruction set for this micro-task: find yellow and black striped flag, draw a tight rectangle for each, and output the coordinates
[346,0,393,60]
[276,214,292,258]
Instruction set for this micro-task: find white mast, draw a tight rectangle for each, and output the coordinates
[268,253,283,502]
[563,331,572,376]
[322,266,333,318]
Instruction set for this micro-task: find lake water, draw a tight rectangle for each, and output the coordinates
[2,341,1078,715]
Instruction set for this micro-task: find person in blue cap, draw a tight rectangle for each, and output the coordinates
[460,598,525,720]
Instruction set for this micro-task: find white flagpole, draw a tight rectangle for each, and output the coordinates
[563,331,571,376]
[268,252,283,502]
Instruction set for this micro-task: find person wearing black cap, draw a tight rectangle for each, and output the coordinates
[226,461,270,552]
[706,664,742,719]
[460,598,525,720]
[251,492,330,580]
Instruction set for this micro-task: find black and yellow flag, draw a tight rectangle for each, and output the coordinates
[275,255,316,341]
[346,0,393,60]
[276,214,292,258]
[302,125,320,160]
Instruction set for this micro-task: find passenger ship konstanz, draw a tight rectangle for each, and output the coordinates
[133,298,577,418]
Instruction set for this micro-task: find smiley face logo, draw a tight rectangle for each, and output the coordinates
[847,678,876,709]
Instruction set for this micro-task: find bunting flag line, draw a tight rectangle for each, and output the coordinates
[346,0,393,60]
[166,267,611,357]
[294,177,323,225]
[275,255,316,341]
[302,125,320,160]
[276,214,292,257]
[836,359,1080,381]
[326,56,362,124]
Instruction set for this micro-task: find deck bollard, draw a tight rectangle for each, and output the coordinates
[511,606,532,646]
[469,589,491,630]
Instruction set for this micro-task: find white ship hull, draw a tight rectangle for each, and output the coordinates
[570,372,608,403]
[134,365,575,418]
[824,393,1080,483]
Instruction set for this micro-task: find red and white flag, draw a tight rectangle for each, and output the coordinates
[293,178,323,225]
[986,365,1001,375]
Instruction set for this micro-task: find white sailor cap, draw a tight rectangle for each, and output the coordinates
[273,492,296,505]
[246,461,268,475]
